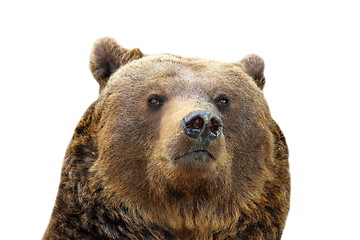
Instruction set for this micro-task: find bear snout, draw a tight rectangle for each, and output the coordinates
[162,109,225,174]
[181,110,223,143]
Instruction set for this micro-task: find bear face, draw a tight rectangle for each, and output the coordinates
[44,38,290,240]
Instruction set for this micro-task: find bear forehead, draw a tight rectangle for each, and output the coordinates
[109,54,252,88]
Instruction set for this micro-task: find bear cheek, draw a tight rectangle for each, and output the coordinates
[229,125,275,191]
[91,114,151,198]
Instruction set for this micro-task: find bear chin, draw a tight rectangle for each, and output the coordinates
[172,150,215,174]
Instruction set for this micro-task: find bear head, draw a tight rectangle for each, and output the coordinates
[44,37,290,240]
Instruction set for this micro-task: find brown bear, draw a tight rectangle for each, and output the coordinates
[43,37,290,240]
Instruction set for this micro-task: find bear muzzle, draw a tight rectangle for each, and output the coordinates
[168,110,223,173]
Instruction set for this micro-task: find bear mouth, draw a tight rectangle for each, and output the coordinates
[173,150,215,173]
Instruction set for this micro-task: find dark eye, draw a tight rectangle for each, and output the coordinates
[214,94,230,108]
[147,94,166,108]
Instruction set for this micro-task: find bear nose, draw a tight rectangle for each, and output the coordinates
[182,110,223,141]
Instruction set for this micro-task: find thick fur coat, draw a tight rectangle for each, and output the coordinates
[43,38,290,240]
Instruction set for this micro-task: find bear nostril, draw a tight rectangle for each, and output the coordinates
[209,118,221,135]
[187,117,204,130]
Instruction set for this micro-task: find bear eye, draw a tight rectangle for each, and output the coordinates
[147,94,166,108]
[214,94,230,108]
[149,98,160,105]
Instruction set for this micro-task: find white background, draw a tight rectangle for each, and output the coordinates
[1,1,359,239]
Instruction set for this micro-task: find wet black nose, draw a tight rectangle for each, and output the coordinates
[182,110,223,141]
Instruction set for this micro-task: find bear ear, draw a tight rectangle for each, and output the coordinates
[89,37,143,90]
[238,54,265,90]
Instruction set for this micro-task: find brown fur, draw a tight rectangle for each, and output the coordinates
[44,38,290,240]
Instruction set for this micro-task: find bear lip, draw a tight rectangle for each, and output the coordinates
[175,150,214,160]
[192,150,214,158]
[172,150,215,173]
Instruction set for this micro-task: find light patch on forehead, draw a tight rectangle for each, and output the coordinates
[175,66,211,99]
[176,65,199,83]
[144,57,212,97]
